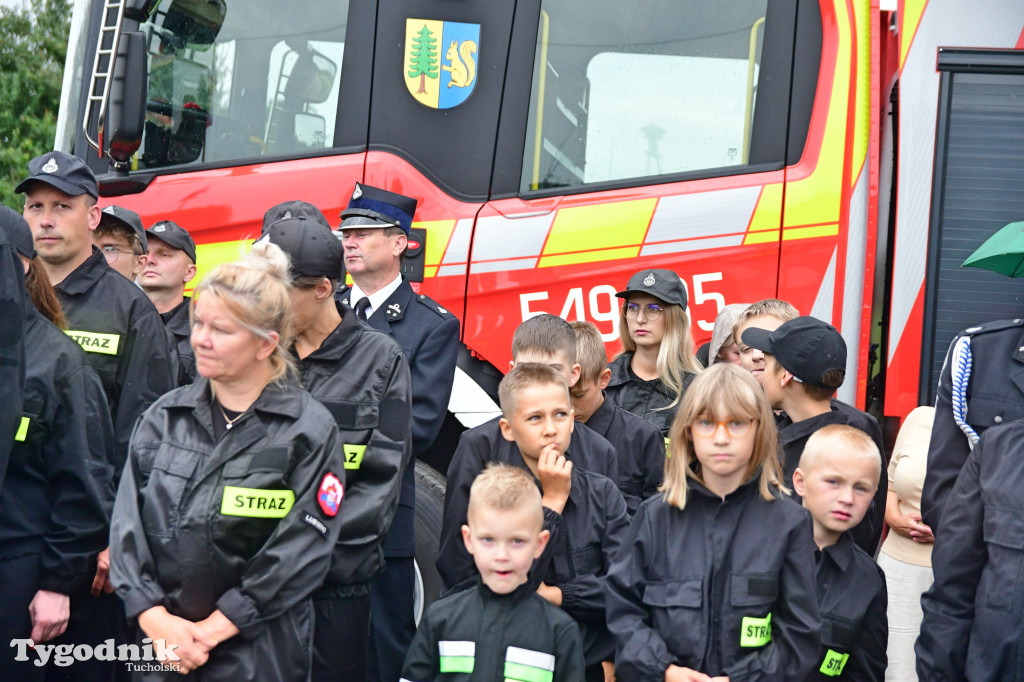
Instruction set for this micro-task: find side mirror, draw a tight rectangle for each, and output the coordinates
[106,31,148,169]
[294,113,326,148]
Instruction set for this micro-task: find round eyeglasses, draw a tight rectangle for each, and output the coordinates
[100,245,136,264]
[624,302,663,320]
[691,417,756,438]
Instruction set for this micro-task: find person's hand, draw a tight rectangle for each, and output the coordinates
[602,660,615,682]
[29,590,70,643]
[538,443,571,514]
[889,511,934,543]
[709,677,730,682]
[91,547,115,596]
[665,665,710,682]
[137,606,216,674]
[536,581,563,606]
[193,610,240,647]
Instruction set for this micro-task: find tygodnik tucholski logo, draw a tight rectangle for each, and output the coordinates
[10,637,180,671]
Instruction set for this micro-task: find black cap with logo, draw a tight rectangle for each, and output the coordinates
[0,206,36,260]
[615,268,688,308]
[339,183,418,235]
[741,316,847,389]
[16,151,99,200]
[262,200,332,235]
[147,220,197,263]
[100,205,147,252]
[264,217,342,279]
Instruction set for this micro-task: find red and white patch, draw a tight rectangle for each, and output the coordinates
[317,473,344,517]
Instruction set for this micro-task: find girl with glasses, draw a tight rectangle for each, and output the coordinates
[606,363,822,681]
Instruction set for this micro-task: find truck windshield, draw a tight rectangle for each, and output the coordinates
[132,0,347,169]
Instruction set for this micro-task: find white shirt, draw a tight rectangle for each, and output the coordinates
[348,273,403,319]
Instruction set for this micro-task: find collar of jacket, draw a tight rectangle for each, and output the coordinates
[161,297,191,335]
[297,301,364,361]
[163,375,304,421]
[337,277,413,330]
[687,471,766,503]
[776,407,851,446]
[606,353,634,388]
[818,530,854,573]
[476,575,535,603]
[54,246,109,296]
[583,394,615,435]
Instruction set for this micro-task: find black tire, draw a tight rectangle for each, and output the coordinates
[413,460,446,624]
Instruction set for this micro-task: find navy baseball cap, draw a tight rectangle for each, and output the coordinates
[0,206,36,260]
[265,217,342,279]
[339,183,417,235]
[262,200,332,235]
[742,316,847,389]
[100,205,147,252]
[147,220,197,263]
[616,269,688,308]
[16,151,99,200]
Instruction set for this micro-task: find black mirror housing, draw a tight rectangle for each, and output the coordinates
[106,31,148,168]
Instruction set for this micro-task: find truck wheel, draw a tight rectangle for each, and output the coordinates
[413,460,446,624]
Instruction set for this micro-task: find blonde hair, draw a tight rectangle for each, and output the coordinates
[498,363,569,417]
[662,363,786,509]
[191,240,296,383]
[732,298,799,343]
[570,320,608,386]
[617,299,702,408]
[800,424,881,483]
[467,464,543,530]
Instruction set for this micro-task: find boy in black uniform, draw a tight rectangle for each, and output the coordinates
[437,314,619,594]
[93,205,146,281]
[742,317,888,555]
[438,363,628,682]
[569,320,664,514]
[140,220,198,386]
[792,425,887,681]
[401,464,584,681]
[19,151,175,681]
[266,216,413,682]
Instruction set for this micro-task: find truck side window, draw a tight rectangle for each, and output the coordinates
[137,0,347,170]
[520,0,771,191]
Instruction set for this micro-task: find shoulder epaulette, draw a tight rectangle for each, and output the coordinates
[960,318,1024,337]
[416,293,453,319]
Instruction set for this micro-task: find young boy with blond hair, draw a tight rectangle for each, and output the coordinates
[569,320,664,514]
[792,424,888,681]
[732,298,799,383]
[401,464,585,681]
[437,363,628,682]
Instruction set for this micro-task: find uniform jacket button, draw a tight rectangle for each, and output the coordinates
[994,415,1004,424]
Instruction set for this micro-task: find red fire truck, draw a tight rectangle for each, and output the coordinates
[56,0,1024,608]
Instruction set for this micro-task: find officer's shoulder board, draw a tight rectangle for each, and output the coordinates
[960,317,1024,338]
[415,293,453,320]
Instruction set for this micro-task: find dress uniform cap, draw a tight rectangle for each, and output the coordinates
[265,216,342,279]
[742,316,847,389]
[0,205,36,259]
[146,220,197,263]
[16,151,99,200]
[339,183,417,235]
[615,268,688,308]
[262,200,332,234]
[100,205,147,252]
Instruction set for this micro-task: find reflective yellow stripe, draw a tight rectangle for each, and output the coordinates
[820,649,849,676]
[66,330,120,355]
[14,417,29,442]
[538,199,654,268]
[782,224,839,241]
[744,183,782,245]
[190,239,255,295]
[740,612,772,647]
[343,444,367,470]
[220,486,294,518]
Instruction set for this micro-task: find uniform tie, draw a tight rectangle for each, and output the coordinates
[354,297,371,320]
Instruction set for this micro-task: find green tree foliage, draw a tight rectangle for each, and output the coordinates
[407,24,437,94]
[0,0,72,208]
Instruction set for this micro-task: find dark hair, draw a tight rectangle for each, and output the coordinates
[769,361,843,401]
[25,257,66,329]
[382,226,409,260]
[512,314,577,365]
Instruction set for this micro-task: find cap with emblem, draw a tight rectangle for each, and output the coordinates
[262,200,332,235]
[615,269,688,308]
[264,217,342,279]
[146,220,197,263]
[741,316,847,390]
[100,205,147,252]
[339,183,418,235]
[16,151,99,200]
[0,205,37,260]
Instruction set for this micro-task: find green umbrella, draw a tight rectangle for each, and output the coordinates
[962,220,1024,278]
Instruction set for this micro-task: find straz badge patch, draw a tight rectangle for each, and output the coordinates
[317,472,344,517]
[405,18,480,109]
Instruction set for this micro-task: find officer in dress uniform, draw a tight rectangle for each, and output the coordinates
[336,183,459,682]
[921,318,1024,531]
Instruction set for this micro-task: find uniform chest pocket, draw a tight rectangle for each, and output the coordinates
[643,577,705,664]
[820,612,858,650]
[570,542,603,576]
[981,506,1024,611]
[139,448,201,536]
[222,448,291,481]
[319,399,379,431]
[730,572,778,648]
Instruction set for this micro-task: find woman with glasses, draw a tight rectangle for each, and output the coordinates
[606,268,702,436]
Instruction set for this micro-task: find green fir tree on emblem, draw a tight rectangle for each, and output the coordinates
[407,24,439,94]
